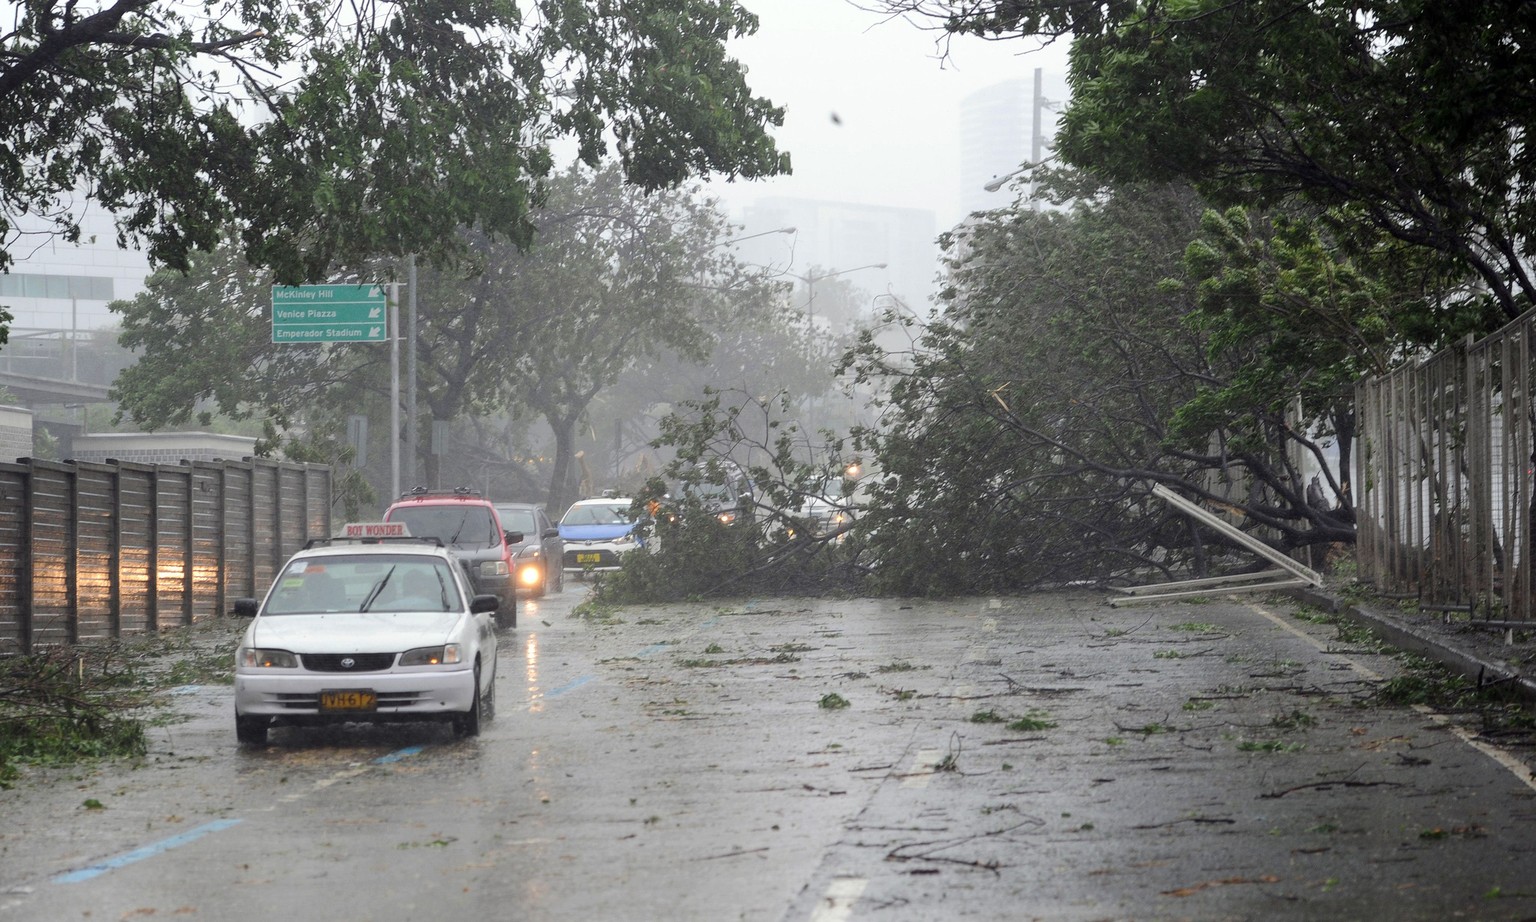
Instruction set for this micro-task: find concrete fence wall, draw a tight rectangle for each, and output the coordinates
[0,456,332,654]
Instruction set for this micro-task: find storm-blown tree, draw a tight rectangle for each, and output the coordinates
[847,179,1409,595]
[1,0,788,346]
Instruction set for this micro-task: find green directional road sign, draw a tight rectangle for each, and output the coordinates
[271,284,389,343]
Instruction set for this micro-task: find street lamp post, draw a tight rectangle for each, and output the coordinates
[793,262,887,338]
[778,262,887,439]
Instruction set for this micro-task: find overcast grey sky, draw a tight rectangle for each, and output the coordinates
[705,2,1071,230]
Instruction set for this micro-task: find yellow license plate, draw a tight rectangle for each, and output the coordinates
[576,552,602,564]
[319,690,377,712]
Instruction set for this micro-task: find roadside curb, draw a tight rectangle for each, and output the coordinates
[1285,586,1536,704]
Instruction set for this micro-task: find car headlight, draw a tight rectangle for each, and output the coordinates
[516,544,542,559]
[480,560,510,577]
[717,511,737,525]
[400,644,463,666]
[238,648,297,669]
[517,564,544,587]
[614,532,636,546]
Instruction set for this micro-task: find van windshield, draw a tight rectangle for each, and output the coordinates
[388,505,499,549]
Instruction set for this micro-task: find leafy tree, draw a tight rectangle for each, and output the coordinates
[1,0,789,346]
[478,165,786,513]
[871,0,1534,324]
[109,166,792,516]
[598,387,871,602]
[1171,203,1468,511]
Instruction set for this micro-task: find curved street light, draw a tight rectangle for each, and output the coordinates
[728,226,797,245]
[698,226,796,259]
[984,155,1056,193]
[782,262,888,330]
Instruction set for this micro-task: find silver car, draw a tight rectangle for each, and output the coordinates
[231,538,499,745]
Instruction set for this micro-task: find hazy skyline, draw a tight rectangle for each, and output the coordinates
[705,2,1072,232]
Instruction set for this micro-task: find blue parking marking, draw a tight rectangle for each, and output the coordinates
[535,615,723,701]
[374,745,426,763]
[545,675,594,698]
[52,818,243,884]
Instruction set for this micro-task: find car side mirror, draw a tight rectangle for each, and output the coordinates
[470,594,500,614]
[542,527,560,538]
[504,530,524,545]
[232,598,259,618]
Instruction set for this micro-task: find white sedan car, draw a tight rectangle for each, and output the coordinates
[231,538,498,745]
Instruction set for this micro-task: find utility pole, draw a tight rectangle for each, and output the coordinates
[1032,67,1045,165]
[406,255,418,490]
[388,283,400,500]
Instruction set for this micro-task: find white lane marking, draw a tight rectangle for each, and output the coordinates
[901,748,944,789]
[1246,601,1536,793]
[809,878,867,922]
[276,764,373,805]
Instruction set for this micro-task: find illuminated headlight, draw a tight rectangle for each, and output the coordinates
[238,648,297,669]
[517,565,543,587]
[516,544,541,558]
[717,511,737,525]
[480,560,510,577]
[400,644,463,666]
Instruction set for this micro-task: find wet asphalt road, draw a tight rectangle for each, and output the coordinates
[3,589,1536,921]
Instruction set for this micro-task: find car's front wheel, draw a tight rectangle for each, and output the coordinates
[495,593,517,630]
[235,713,268,746]
[454,663,483,737]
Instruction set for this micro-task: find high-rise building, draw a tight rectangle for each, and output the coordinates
[1,206,152,334]
[1,208,150,390]
[735,197,935,314]
[960,68,1069,219]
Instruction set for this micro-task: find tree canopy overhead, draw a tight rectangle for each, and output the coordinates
[0,0,788,299]
[872,0,1535,323]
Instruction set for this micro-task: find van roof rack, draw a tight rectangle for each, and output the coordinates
[398,485,483,500]
[304,535,446,549]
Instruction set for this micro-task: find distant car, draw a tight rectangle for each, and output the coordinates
[677,461,763,527]
[493,502,564,598]
[231,535,499,745]
[383,487,519,628]
[799,475,860,539]
[559,496,643,574]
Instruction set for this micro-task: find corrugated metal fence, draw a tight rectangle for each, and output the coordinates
[0,457,331,654]
[1355,308,1535,623]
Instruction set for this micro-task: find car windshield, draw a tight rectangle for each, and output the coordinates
[685,481,736,500]
[496,508,538,535]
[263,554,463,615]
[387,505,498,548]
[562,503,632,526]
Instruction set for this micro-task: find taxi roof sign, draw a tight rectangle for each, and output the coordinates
[340,522,412,539]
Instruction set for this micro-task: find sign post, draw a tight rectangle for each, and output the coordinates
[271,285,388,343]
